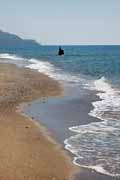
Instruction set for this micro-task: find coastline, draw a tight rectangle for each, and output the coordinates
[0,62,78,180]
[1,59,119,180]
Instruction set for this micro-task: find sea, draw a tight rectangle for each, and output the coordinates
[0,45,120,178]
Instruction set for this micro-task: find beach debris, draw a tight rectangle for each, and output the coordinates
[25,126,29,128]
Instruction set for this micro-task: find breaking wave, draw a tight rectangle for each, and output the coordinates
[65,77,120,177]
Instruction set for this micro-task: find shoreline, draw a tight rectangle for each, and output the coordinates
[17,101,79,174]
[0,62,78,180]
[23,83,119,180]
[17,104,79,180]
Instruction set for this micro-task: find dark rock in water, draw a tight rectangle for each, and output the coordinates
[58,46,64,55]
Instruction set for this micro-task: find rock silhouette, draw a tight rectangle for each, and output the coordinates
[58,46,64,55]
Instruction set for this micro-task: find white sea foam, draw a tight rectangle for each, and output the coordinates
[64,76,120,177]
[89,76,120,119]
[0,53,25,60]
[0,53,91,86]
[26,58,88,85]
[0,53,28,67]
[64,137,120,177]
[73,157,120,177]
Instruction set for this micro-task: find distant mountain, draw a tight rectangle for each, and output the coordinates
[0,30,41,49]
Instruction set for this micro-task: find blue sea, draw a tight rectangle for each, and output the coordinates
[0,45,120,177]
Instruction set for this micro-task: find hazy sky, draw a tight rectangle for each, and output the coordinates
[0,0,120,45]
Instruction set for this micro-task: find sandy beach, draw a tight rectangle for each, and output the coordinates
[0,62,77,180]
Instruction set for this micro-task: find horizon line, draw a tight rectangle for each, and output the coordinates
[42,44,120,46]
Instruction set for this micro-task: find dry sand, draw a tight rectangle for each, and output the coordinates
[0,63,78,180]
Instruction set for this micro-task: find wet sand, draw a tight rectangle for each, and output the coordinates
[24,84,119,180]
[24,92,99,143]
[0,62,78,180]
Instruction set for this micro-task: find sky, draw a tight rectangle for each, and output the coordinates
[0,0,120,45]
